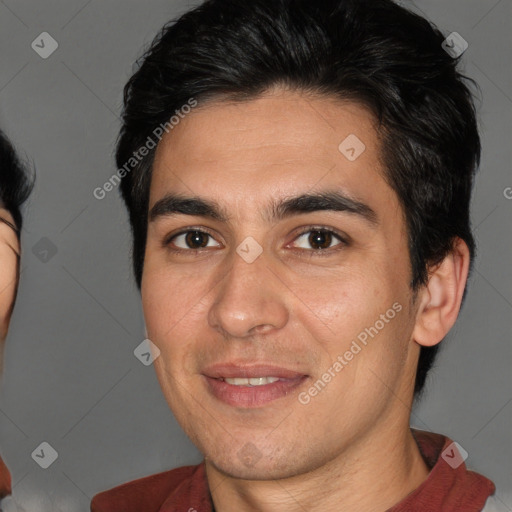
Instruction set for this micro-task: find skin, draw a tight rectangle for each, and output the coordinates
[0,207,18,494]
[142,88,470,512]
[0,208,20,347]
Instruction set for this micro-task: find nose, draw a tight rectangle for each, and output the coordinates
[208,247,289,339]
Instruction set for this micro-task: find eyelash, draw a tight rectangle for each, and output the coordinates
[163,226,349,256]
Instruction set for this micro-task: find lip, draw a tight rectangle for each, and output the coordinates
[202,362,309,408]
[202,363,307,380]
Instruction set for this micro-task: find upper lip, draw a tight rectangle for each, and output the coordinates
[202,362,308,379]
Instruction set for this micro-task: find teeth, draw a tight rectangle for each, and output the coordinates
[224,376,280,386]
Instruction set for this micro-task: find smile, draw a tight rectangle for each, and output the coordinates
[222,376,281,386]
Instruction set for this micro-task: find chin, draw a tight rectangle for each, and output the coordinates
[204,441,311,481]
[210,458,295,481]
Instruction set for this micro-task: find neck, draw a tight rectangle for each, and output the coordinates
[206,425,430,512]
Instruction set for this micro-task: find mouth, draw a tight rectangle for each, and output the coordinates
[222,376,281,386]
[202,363,309,408]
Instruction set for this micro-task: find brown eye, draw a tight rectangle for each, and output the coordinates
[308,230,334,250]
[185,231,209,249]
[292,228,346,252]
[168,230,220,250]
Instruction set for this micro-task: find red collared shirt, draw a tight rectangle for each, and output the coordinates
[0,456,11,500]
[91,430,495,512]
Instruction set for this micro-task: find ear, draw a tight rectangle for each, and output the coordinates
[412,238,471,348]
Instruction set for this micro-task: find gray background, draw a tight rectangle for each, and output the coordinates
[0,0,510,510]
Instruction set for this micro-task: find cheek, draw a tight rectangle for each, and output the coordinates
[141,266,207,360]
[141,271,175,348]
[300,264,411,383]
[295,266,391,337]
[0,249,18,337]
[141,264,172,356]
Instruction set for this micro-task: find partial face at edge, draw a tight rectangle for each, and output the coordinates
[0,207,20,343]
[141,90,421,479]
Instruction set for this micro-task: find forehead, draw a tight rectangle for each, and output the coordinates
[150,90,395,218]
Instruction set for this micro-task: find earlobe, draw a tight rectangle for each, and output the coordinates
[412,238,471,348]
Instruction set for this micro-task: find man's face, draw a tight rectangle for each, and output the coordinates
[142,90,421,479]
[0,208,19,343]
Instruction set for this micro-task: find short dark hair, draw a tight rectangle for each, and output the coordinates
[0,129,33,233]
[117,0,481,397]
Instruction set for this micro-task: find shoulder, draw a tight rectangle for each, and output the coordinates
[91,464,203,512]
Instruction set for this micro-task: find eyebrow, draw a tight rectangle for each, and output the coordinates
[149,190,378,227]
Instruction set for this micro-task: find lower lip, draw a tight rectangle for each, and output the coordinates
[204,376,308,408]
